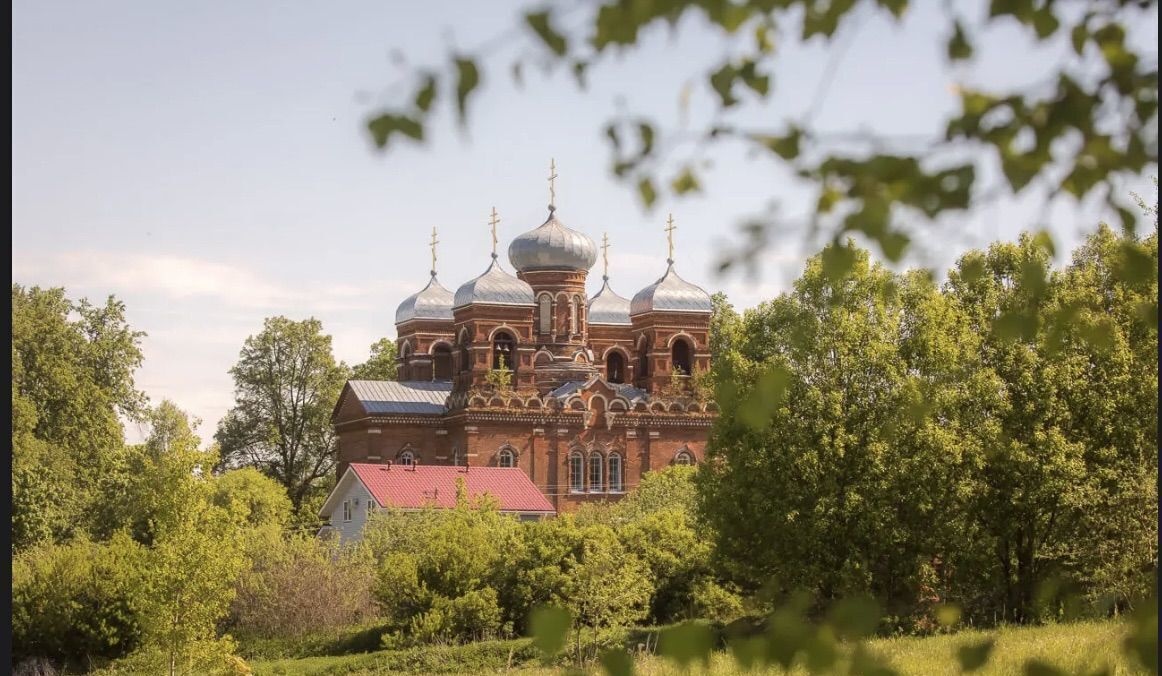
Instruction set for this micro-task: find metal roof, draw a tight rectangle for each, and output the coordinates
[348,464,556,514]
[630,262,713,315]
[452,257,536,309]
[587,278,632,325]
[395,273,455,324]
[508,210,598,272]
[348,380,452,415]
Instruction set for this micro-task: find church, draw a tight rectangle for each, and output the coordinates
[330,165,717,513]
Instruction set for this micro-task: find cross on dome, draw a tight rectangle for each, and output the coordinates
[665,213,677,264]
[548,158,558,212]
[429,226,439,276]
[488,207,500,259]
[601,232,611,280]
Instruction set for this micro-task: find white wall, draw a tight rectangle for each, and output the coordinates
[328,478,377,545]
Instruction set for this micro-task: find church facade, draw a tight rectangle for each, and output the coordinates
[331,174,717,513]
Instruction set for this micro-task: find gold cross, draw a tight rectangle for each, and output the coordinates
[601,232,610,278]
[548,158,558,210]
[665,213,677,262]
[488,207,500,257]
[429,226,439,274]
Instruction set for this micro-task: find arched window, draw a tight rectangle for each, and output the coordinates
[458,333,471,373]
[638,338,651,378]
[569,298,579,334]
[588,454,604,493]
[538,295,552,334]
[398,450,415,466]
[606,351,626,384]
[492,331,515,371]
[608,453,623,492]
[674,450,694,466]
[452,447,461,466]
[498,448,515,468]
[569,452,584,493]
[671,339,692,376]
[432,344,453,381]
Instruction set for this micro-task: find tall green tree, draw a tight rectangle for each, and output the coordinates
[351,337,398,381]
[215,316,349,509]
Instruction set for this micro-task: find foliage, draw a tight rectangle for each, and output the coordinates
[486,352,514,392]
[350,337,398,381]
[212,467,295,532]
[230,535,375,640]
[566,525,654,657]
[11,533,146,667]
[11,285,147,551]
[250,638,540,675]
[215,316,349,509]
[362,0,1158,295]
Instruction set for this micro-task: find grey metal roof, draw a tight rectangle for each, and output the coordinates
[453,256,536,309]
[587,278,632,325]
[630,263,713,315]
[547,379,648,403]
[611,383,649,402]
[508,210,597,272]
[348,380,452,415]
[395,273,455,324]
[547,381,584,400]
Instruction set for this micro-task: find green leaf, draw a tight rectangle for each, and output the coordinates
[638,123,655,156]
[993,311,1037,342]
[638,178,657,209]
[739,364,791,431]
[1031,7,1060,39]
[738,61,771,97]
[935,604,961,627]
[827,595,880,640]
[1031,230,1056,257]
[728,636,767,671]
[525,11,568,57]
[657,621,713,669]
[767,607,811,670]
[528,605,571,656]
[453,57,480,126]
[671,168,701,194]
[879,231,910,263]
[960,256,987,284]
[367,113,424,149]
[1070,23,1087,55]
[1022,660,1066,676]
[414,75,437,113]
[599,647,634,676]
[877,0,908,20]
[709,63,739,107]
[957,639,995,672]
[821,239,858,282]
[572,60,589,89]
[754,128,801,160]
[947,21,973,60]
[1116,243,1155,284]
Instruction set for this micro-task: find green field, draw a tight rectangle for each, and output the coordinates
[249,620,1142,675]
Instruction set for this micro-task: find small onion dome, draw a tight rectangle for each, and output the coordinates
[587,279,631,325]
[395,273,455,324]
[630,262,713,316]
[453,256,536,309]
[508,210,598,272]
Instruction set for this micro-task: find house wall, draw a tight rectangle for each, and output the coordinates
[328,477,377,545]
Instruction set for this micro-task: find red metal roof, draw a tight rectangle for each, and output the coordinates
[348,463,555,514]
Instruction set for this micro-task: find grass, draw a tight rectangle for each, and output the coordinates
[248,620,1143,676]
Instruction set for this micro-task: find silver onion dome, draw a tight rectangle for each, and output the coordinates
[508,210,598,272]
[587,279,632,325]
[395,273,455,324]
[453,256,536,309]
[630,263,713,316]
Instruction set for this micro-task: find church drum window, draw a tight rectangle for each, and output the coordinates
[432,344,453,381]
[498,448,515,468]
[588,453,604,493]
[569,452,584,493]
[569,298,579,335]
[608,453,624,492]
[606,351,625,384]
[492,331,516,371]
[671,338,692,376]
[538,296,552,334]
[638,338,650,378]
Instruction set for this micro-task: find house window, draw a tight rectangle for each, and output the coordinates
[588,454,604,493]
[342,500,352,522]
[569,452,584,493]
[606,351,625,384]
[674,451,694,466]
[498,448,515,468]
[608,453,623,492]
[367,500,378,515]
[538,295,552,334]
[398,450,415,466]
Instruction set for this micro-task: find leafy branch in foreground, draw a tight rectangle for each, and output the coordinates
[362,0,1157,280]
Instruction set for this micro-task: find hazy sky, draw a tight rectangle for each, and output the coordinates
[12,1,1157,443]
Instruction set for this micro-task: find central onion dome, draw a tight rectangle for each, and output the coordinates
[395,273,454,324]
[453,256,536,310]
[630,262,713,316]
[508,209,598,272]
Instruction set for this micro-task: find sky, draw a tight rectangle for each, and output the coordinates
[12,0,1158,444]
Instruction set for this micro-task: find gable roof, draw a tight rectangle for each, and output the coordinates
[334,380,452,420]
[321,463,556,516]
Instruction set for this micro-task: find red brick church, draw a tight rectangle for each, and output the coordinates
[331,169,717,512]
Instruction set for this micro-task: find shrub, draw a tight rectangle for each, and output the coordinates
[689,578,745,622]
[229,535,375,639]
[11,534,145,667]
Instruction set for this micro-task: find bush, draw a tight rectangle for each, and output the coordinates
[689,578,745,622]
[11,534,145,667]
[408,588,506,645]
[229,535,375,639]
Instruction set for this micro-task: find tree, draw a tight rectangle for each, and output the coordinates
[215,316,349,510]
[211,467,294,532]
[565,525,653,659]
[351,337,398,381]
[361,1,1157,297]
